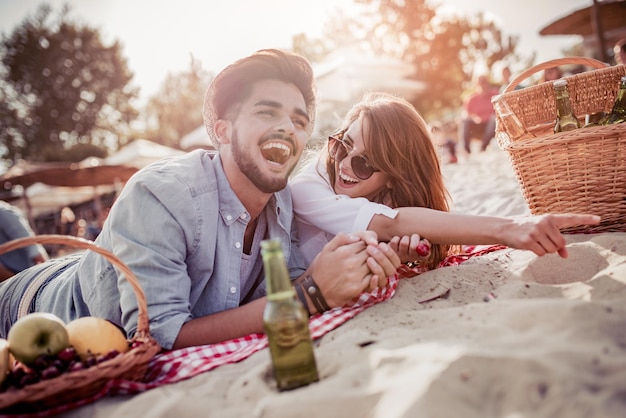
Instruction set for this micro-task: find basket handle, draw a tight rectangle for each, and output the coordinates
[503,57,609,93]
[0,234,151,340]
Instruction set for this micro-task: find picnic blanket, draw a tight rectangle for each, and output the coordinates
[3,245,505,417]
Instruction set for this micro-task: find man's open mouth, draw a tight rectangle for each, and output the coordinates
[260,142,292,165]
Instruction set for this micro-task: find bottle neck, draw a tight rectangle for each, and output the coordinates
[611,83,626,111]
[262,245,293,297]
[555,87,575,117]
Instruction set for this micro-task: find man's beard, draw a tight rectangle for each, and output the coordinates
[231,129,294,193]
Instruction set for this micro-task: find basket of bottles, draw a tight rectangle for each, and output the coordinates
[494,57,626,233]
[0,234,162,414]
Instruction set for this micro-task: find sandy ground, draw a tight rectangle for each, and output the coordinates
[62,146,626,418]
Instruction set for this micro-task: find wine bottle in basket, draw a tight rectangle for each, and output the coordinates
[553,79,581,133]
[605,75,626,125]
[492,94,533,140]
[261,239,319,391]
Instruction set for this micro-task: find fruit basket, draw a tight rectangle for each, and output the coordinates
[495,57,626,233]
[0,234,161,413]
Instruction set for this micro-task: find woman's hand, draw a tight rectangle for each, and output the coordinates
[503,214,601,258]
[388,234,431,264]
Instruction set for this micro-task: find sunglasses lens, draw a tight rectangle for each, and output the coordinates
[329,137,347,161]
[351,156,375,180]
[329,135,377,180]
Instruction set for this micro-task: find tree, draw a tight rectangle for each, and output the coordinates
[142,55,213,148]
[295,0,528,121]
[0,4,139,164]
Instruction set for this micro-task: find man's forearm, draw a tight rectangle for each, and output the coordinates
[172,298,266,349]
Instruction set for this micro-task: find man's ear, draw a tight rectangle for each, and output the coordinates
[214,119,232,145]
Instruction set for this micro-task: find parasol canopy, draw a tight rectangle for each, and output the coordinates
[540,1,626,37]
[0,161,138,189]
[539,0,626,61]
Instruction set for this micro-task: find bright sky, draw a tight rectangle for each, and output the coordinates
[0,0,590,103]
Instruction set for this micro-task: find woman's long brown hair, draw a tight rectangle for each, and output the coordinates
[326,92,456,269]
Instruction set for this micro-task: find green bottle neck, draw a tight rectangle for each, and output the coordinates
[261,241,293,296]
[555,87,576,118]
[610,83,626,114]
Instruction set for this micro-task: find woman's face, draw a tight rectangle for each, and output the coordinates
[332,115,390,200]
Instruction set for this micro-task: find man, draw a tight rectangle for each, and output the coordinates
[0,201,48,282]
[0,49,400,349]
[458,75,499,154]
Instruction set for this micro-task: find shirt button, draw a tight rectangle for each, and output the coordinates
[235,242,241,249]
[240,213,247,219]
[226,215,233,221]
[230,287,237,294]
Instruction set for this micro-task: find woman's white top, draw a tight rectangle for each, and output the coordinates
[290,158,398,264]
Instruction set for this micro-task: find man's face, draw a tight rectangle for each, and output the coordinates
[224,79,311,193]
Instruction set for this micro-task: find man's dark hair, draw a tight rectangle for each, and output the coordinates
[203,49,316,147]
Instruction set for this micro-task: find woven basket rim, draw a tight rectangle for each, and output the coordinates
[0,234,161,411]
[502,56,609,94]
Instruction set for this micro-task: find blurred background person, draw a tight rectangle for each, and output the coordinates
[0,201,49,282]
[458,74,499,154]
[542,66,563,83]
[614,38,626,65]
[431,121,458,164]
[499,66,512,92]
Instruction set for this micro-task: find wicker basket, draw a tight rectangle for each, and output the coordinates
[495,57,626,233]
[0,234,161,413]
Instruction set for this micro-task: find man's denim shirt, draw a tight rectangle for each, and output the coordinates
[39,150,308,349]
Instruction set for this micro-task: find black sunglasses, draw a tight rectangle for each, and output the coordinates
[328,133,380,180]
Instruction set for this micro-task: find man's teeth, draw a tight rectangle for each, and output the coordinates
[261,142,291,164]
[261,142,290,154]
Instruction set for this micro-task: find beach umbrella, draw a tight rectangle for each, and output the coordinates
[0,163,138,189]
[539,0,626,61]
[0,158,137,224]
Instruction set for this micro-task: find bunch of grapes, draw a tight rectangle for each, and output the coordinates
[0,347,122,392]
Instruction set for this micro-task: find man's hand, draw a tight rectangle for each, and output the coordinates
[306,232,400,309]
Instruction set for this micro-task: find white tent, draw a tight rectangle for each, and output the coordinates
[180,126,214,151]
[106,139,185,168]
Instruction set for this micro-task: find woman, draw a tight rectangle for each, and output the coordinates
[290,92,600,270]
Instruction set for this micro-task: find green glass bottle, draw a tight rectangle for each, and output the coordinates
[261,239,319,391]
[605,76,626,125]
[492,94,532,140]
[553,79,581,133]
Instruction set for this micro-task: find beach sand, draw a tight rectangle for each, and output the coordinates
[63,146,626,418]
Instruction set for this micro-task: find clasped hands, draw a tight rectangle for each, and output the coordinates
[306,231,429,311]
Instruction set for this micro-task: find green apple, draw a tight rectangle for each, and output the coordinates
[7,312,69,366]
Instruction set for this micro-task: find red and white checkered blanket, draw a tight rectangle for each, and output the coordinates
[7,245,505,417]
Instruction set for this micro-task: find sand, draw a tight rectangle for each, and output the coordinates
[62,146,626,418]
